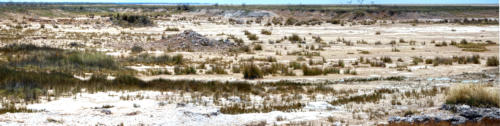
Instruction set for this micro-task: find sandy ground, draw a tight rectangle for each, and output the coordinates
[0,12,498,126]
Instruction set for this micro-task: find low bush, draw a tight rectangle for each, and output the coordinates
[109,13,153,27]
[486,56,499,66]
[432,57,453,66]
[452,55,480,64]
[165,27,180,31]
[131,45,144,53]
[301,65,323,76]
[260,29,272,35]
[382,56,392,63]
[174,66,196,75]
[207,65,227,74]
[254,44,262,50]
[243,63,263,79]
[125,54,184,65]
[288,34,302,43]
[455,43,489,52]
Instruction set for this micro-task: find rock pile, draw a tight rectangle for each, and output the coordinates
[388,104,500,125]
[149,30,237,52]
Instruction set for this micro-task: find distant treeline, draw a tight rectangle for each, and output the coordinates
[0,3,497,13]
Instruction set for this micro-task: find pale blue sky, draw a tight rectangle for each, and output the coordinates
[1,0,498,4]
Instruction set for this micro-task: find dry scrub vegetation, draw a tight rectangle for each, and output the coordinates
[0,3,498,126]
[446,84,500,108]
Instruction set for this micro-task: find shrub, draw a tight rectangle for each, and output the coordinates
[228,35,244,45]
[243,31,259,41]
[209,65,227,74]
[285,17,298,25]
[110,13,153,27]
[433,57,453,66]
[412,57,423,65]
[243,63,263,79]
[391,48,400,52]
[165,27,180,31]
[312,36,323,43]
[326,19,341,24]
[301,65,323,76]
[425,59,433,64]
[446,84,500,108]
[382,56,392,63]
[232,66,240,73]
[288,34,302,43]
[68,52,117,69]
[455,43,488,52]
[486,56,499,66]
[254,44,262,50]
[174,66,196,75]
[460,39,468,44]
[126,54,184,65]
[338,60,345,68]
[453,55,480,64]
[289,61,302,69]
[131,45,144,53]
[0,105,36,114]
[360,50,370,54]
[260,29,272,35]
[323,67,340,75]
[389,40,397,45]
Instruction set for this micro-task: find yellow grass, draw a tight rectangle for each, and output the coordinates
[446,84,500,108]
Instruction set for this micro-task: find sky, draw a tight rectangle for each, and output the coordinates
[1,0,498,4]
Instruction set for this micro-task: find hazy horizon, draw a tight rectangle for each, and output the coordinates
[0,0,498,5]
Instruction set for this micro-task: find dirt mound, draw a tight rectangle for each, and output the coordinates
[148,30,238,52]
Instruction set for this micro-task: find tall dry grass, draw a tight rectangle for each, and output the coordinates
[446,84,500,108]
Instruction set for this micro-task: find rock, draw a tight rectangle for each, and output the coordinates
[101,109,112,115]
[303,101,338,111]
[388,116,402,123]
[391,104,500,125]
[158,101,166,106]
[176,103,186,108]
[47,118,63,123]
[457,105,471,111]
[448,116,467,125]
[126,111,141,116]
[133,103,140,108]
[460,109,482,120]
